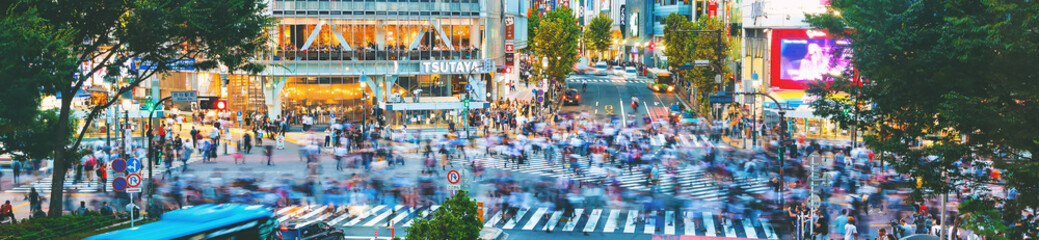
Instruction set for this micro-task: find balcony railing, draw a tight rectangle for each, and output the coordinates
[273,49,481,61]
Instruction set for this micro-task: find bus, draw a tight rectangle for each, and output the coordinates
[646,68,674,92]
[87,204,279,240]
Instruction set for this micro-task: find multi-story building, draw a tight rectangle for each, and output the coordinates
[147,0,527,128]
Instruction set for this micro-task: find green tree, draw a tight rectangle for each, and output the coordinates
[0,9,76,164]
[806,0,1039,238]
[533,7,579,97]
[663,14,731,117]
[585,14,612,61]
[0,0,273,217]
[526,13,540,52]
[405,190,481,240]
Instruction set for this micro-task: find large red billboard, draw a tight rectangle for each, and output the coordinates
[770,29,852,89]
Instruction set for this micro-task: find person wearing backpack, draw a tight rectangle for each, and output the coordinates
[96,162,107,192]
[84,156,96,187]
[99,201,115,218]
[1,200,15,223]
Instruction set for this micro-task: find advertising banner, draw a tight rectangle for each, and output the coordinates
[770,29,852,89]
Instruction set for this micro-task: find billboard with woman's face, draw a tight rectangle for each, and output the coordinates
[771,29,852,89]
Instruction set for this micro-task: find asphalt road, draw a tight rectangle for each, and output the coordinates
[560,74,681,124]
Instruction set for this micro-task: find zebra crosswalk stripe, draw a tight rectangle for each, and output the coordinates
[274,204,777,238]
[502,208,529,230]
[561,208,583,232]
[703,212,717,237]
[363,205,403,227]
[643,211,656,234]
[665,211,676,235]
[602,209,618,233]
[583,209,602,232]
[522,208,548,230]
[623,210,637,233]
[542,211,563,231]
[344,205,386,226]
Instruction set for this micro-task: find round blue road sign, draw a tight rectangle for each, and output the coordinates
[126,158,142,173]
[112,177,127,192]
[111,159,126,173]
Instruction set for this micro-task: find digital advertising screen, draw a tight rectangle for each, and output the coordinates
[770,29,852,89]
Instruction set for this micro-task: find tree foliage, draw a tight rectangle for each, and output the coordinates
[526,13,540,52]
[533,7,579,85]
[405,190,482,240]
[0,9,77,163]
[585,14,612,60]
[662,14,731,116]
[806,0,1039,237]
[1,0,274,217]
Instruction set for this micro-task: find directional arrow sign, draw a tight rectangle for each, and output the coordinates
[126,158,142,173]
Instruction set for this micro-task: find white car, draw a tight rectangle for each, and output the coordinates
[612,66,624,75]
[593,62,609,76]
[624,66,638,79]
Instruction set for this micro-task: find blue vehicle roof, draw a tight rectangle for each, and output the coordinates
[86,204,274,240]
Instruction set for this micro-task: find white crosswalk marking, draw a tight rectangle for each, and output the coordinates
[562,209,584,232]
[277,205,310,223]
[388,209,411,227]
[402,206,438,227]
[743,218,758,239]
[522,208,548,230]
[277,204,777,238]
[502,208,529,230]
[300,206,328,220]
[664,211,675,235]
[723,217,737,238]
[583,209,603,232]
[623,210,638,233]
[344,205,386,226]
[602,209,618,233]
[459,135,771,201]
[484,210,503,227]
[703,212,717,237]
[683,211,696,236]
[761,217,779,239]
[644,211,656,234]
[543,211,563,231]
[363,205,403,226]
[328,210,352,225]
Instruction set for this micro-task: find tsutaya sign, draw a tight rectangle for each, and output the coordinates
[420,60,494,74]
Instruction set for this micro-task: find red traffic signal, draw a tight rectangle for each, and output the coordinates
[214,99,227,110]
[505,66,513,73]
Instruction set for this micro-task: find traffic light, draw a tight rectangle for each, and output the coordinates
[214,99,227,110]
[729,75,735,81]
[505,66,512,74]
[647,42,655,51]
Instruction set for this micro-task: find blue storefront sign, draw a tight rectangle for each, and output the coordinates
[131,58,196,71]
